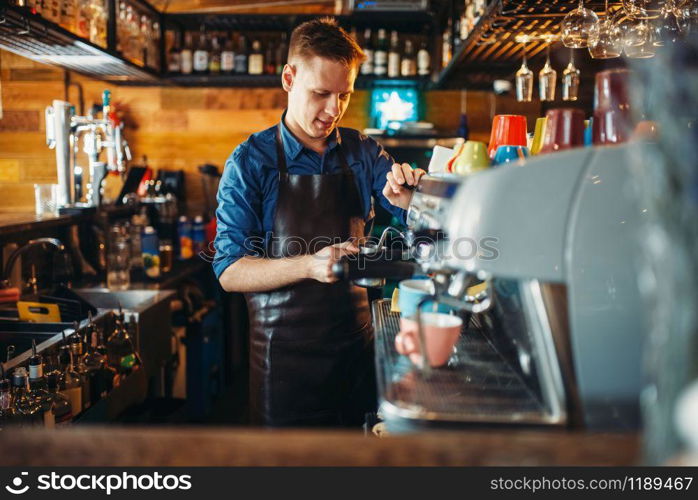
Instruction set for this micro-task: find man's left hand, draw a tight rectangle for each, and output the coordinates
[382,163,426,210]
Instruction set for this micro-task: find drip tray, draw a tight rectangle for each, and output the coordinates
[372,299,560,431]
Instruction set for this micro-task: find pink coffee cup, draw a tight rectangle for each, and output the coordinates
[395,313,462,368]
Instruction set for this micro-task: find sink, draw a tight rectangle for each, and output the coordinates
[70,289,174,313]
[73,288,176,395]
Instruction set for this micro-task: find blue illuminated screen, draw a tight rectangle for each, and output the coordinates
[370,86,419,130]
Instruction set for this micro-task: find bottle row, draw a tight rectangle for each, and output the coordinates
[165,30,288,76]
[9,0,161,70]
[354,28,431,78]
[0,312,139,429]
[442,0,490,68]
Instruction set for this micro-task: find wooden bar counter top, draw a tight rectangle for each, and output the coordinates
[0,427,641,466]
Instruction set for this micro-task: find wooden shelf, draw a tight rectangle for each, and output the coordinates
[166,73,430,89]
[431,0,611,89]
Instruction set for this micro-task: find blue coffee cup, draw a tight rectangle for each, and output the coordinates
[492,145,530,167]
[398,279,454,319]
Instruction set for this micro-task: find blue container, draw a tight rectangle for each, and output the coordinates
[492,145,530,166]
[141,226,160,278]
[192,216,205,256]
[584,118,594,146]
[178,216,193,260]
[398,279,454,319]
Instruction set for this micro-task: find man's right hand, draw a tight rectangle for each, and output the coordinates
[305,240,359,283]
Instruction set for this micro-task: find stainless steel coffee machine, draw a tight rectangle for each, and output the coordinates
[338,144,649,433]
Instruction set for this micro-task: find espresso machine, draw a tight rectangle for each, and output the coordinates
[335,144,648,433]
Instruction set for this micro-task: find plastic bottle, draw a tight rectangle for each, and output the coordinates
[141,225,160,278]
[192,216,205,256]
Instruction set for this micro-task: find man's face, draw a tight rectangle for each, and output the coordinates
[283,56,357,143]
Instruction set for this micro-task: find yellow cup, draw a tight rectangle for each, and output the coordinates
[452,140,490,175]
[530,117,548,156]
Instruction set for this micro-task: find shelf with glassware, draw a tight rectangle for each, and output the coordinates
[0,0,162,83]
[431,0,612,89]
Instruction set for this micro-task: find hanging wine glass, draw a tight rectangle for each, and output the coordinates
[561,0,600,48]
[539,43,557,102]
[515,41,534,103]
[562,49,581,101]
[653,0,683,45]
[625,26,657,57]
[589,0,623,58]
[618,8,652,47]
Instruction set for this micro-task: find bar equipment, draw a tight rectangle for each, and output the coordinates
[45,90,132,209]
[334,142,650,433]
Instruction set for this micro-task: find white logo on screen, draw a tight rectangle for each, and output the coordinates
[5,472,30,495]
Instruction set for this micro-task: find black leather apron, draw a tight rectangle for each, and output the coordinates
[244,125,376,427]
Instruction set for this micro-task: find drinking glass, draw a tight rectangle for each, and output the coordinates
[515,42,533,102]
[539,44,557,102]
[107,226,131,291]
[589,0,623,58]
[653,0,683,45]
[562,49,581,101]
[624,29,657,57]
[34,184,59,218]
[619,10,652,47]
[561,0,600,48]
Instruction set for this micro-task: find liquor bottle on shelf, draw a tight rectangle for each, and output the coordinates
[46,373,72,425]
[83,320,113,402]
[265,40,275,75]
[221,34,235,74]
[235,34,249,74]
[126,4,141,64]
[193,26,209,74]
[27,341,55,428]
[70,327,91,411]
[139,15,150,67]
[209,36,222,74]
[116,1,128,56]
[442,17,452,68]
[58,336,82,416]
[75,0,91,39]
[388,30,400,78]
[150,21,161,71]
[373,29,388,77]
[361,28,374,76]
[60,0,77,33]
[418,38,431,76]
[276,32,288,74]
[248,40,264,75]
[89,0,108,48]
[106,313,138,376]
[43,0,61,23]
[401,40,417,77]
[180,32,193,75]
[168,31,182,73]
[11,367,42,426]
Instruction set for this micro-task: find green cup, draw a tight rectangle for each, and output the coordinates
[530,117,547,156]
[451,140,490,175]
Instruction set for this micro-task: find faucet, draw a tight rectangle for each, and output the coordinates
[1,238,65,289]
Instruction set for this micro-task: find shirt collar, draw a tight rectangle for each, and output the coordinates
[279,110,341,160]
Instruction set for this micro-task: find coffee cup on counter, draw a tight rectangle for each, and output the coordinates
[397,279,453,318]
[395,312,463,368]
[539,108,586,154]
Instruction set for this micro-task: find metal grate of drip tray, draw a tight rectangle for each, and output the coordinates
[372,299,557,429]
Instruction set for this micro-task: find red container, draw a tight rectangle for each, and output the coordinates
[487,114,528,159]
[592,69,633,145]
[539,108,586,154]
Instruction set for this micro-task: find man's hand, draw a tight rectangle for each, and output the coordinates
[382,163,426,210]
[304,240,359,283]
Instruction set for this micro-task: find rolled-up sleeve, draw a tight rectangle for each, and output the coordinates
[368,137,407,225]
[213,143,264,279]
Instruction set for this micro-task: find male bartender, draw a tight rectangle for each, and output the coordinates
[214,18,425,427]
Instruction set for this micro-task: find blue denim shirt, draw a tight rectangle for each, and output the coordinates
[213,116,406,279]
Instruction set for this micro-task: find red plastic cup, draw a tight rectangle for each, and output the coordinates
[487,114,528,159]
[592,69,633,145]
[539,108,586,154]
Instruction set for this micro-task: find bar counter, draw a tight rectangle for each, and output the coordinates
[0,427,640,466]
